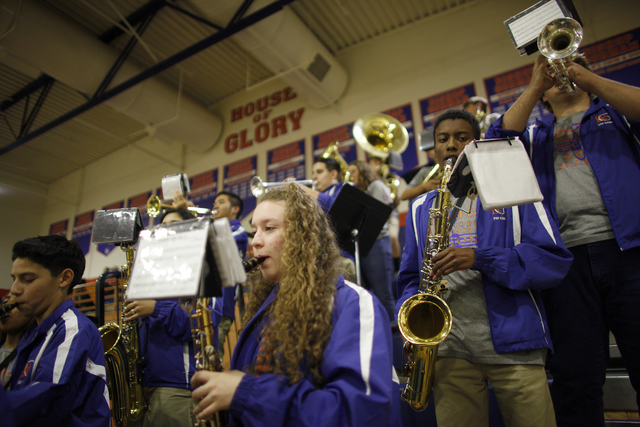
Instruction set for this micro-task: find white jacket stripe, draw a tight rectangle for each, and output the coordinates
[344,280,374,396]
[183,342,190,385]
[32,324,57,382]
[411,195,428,245]
[533,201,557,245]
[512,205,521,245]
[53,310,79,383]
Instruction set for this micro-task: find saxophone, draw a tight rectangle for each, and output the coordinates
[397,158,455,411]
[183,257,264,427]
[100,244,147,427]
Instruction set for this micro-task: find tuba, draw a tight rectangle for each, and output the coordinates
[397,158,455,411]
[321,140,351,183]
[353,113,409,200]
[99,244,147,427]
[538,17,583,94]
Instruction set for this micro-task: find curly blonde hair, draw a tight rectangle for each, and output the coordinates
[243,184,343,385]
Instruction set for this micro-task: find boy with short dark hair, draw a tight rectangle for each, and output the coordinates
[397,109,573,426]
[7,235,111,427]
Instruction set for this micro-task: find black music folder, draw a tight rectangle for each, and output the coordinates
[504,0,581,55]
[327,183,393,259]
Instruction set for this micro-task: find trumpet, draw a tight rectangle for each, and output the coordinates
[147,195,213,218]
[250,176,315,198]
[537,17,583,94]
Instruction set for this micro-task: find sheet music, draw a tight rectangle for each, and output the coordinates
[127,227,208,299]
[162,173,189,199]
[460,138,543,210]
[505,0,568,50]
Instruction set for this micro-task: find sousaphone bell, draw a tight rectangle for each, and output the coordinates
[353,113,409,199]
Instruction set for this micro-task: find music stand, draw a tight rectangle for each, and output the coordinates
[327,184,393,285]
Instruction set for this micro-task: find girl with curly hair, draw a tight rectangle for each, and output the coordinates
[190,184,401,427]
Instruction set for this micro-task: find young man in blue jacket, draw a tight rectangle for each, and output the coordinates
[213,191,248,358]
[397,109,573,427]
[300,156,356,282]
[486,52,640,427]
[7,235,111,427]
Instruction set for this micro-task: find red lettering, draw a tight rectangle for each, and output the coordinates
[240,129,253,148]
[256,123,269,142]
[225,134,238,153]
[272,115,287,137]
[270,91,282,106]
[230,107,243,122]
[243,102,255,117]
[288,108,304,130]
[283,87,297,101]
[257,96,269,111]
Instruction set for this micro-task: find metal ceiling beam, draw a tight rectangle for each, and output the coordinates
[98,0,167,43]
[19,77,54,137]
[0,75,55,112]
[93,10,157,98]
[0,0,296,157]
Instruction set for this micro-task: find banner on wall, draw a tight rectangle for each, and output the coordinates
[96,200,124,256]
[189,168,219,214]
[127,191,152,229]
[223,155,257,220]
[312,123,357,168]
[383,104,418,176]
[419,83,477,150]
[267,139,306,183]
[484,63,550,125]
[582,26,640,88]
[49,219,68,237]
[72,210,95,256]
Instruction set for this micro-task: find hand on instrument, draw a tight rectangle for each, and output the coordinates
[420,176,440,194]
[430,247,475,280]
[529,55,558,96]
[565,61,598,93]
[191,370,246,420]
[124,300,156,321]
[172,191,194,209]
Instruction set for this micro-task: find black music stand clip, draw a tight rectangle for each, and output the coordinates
[327,184,393,285]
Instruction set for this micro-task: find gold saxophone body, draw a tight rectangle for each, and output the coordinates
[182,297,225,427]
[100,244,147,427]
[397,158,455,411]
[183,257,264,427]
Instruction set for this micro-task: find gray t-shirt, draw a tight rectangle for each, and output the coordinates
[553,110,614,247]
[437,197,546,365]
[366,180,393,238]
[0,343,16,387]
[407,165,436,189]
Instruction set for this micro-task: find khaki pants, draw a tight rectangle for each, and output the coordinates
[218,315,233,358]
[129,386,197,427]
[433,358,556,427]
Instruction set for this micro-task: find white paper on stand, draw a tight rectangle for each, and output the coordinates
[461,137,543,210]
